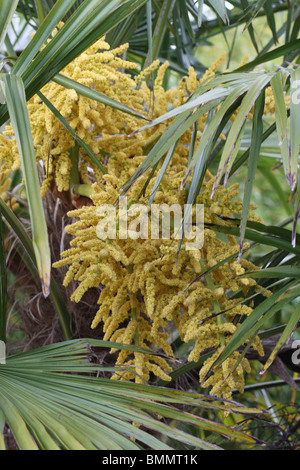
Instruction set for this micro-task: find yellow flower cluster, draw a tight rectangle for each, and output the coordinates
[0,171,19,211]
[54,158,265,399]
[0,26,223,197]
[0,27,280,203]
[264,85,290,115]
[0,19,232,201]
[0,135,20,183]
[0,31,271,399]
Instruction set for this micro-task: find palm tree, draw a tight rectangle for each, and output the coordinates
[0,0,299,450]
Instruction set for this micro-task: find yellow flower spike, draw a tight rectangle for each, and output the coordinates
[213,287,225,299]
[0,175,20,212]
[145,277,156,319]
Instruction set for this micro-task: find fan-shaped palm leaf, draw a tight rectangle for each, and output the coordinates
[0,339,263,450]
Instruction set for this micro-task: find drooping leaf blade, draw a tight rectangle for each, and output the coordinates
[53,73,149,121]
[287,68,300,190]
[271,70,290,185]
[12,0,80,77]
[241,266,300,280]
[260,306,300,373]
[211,73,272,197]
[238,88,265,259]
[0,0,19,51]
[0,74,51,297]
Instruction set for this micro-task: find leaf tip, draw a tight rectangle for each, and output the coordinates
[41,275,50,298]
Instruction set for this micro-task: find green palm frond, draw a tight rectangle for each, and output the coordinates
[0,339,263,450]
[0,73,51,297]
[0,0,19,51]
